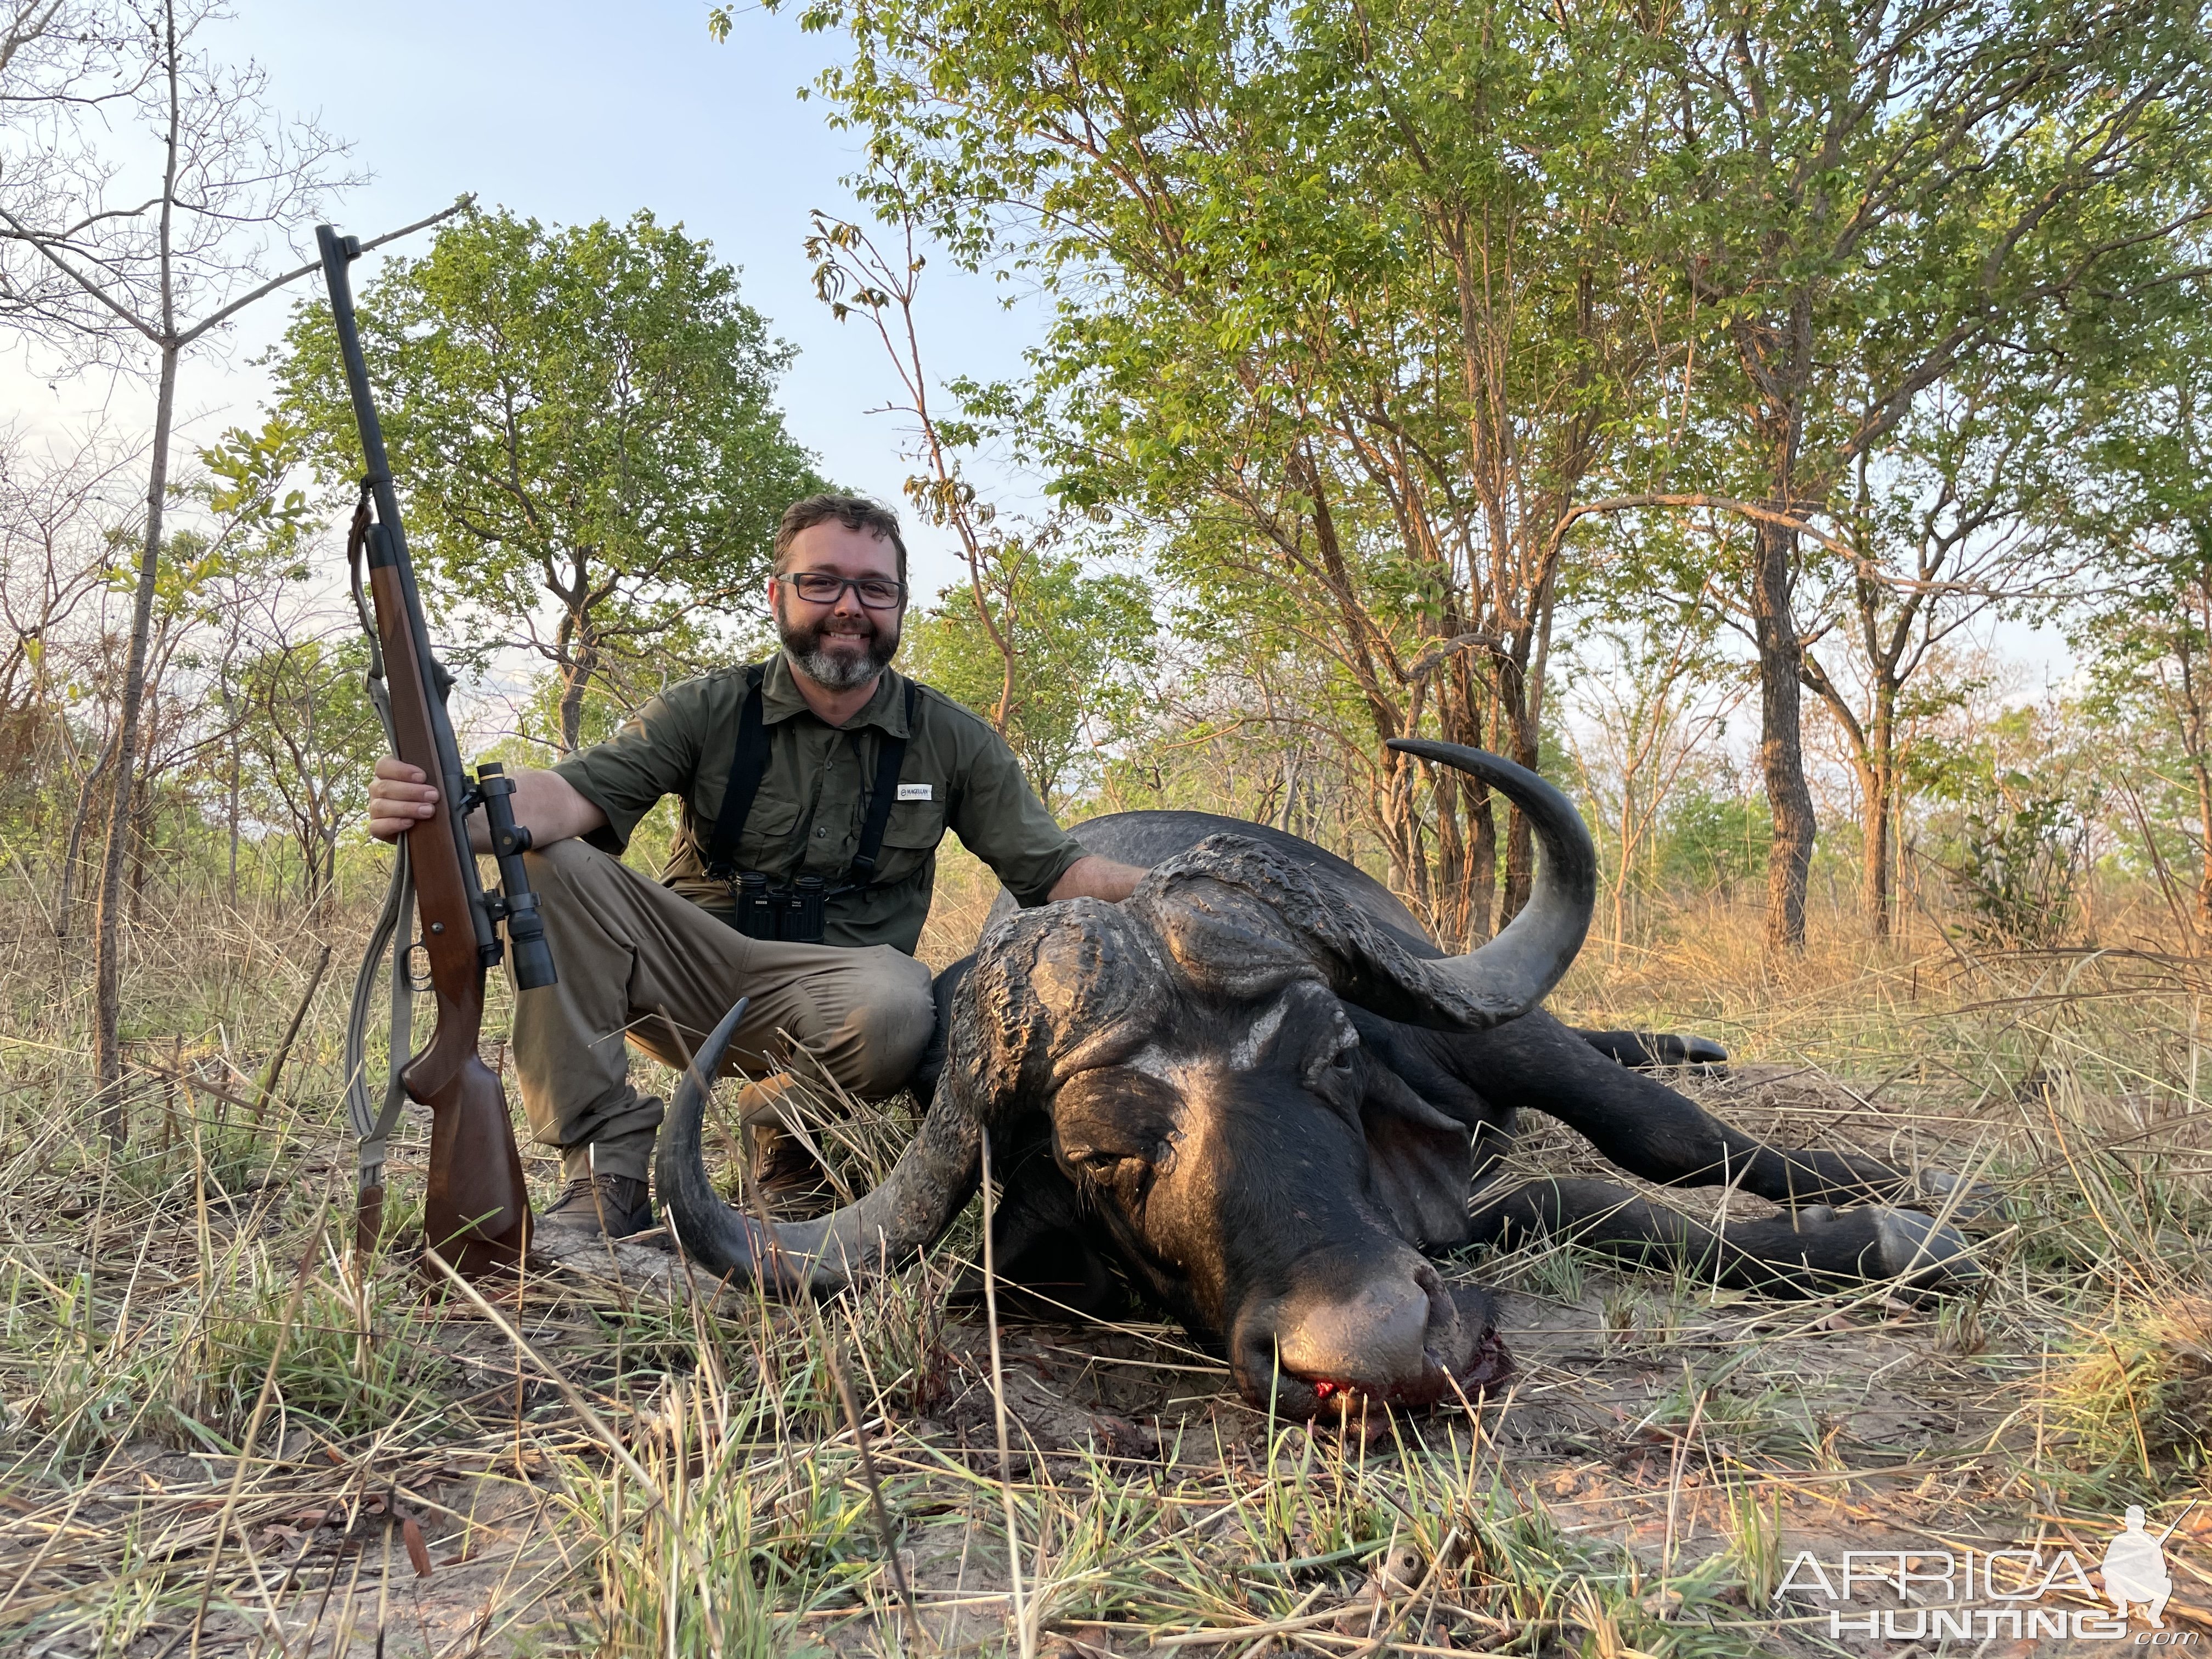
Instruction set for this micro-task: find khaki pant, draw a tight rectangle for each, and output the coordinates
[511,839,937,1183]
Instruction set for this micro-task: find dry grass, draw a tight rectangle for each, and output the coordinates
[3,866,2210,1657]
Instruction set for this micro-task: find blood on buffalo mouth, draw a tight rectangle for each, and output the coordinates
[1296,1324,1515,1415]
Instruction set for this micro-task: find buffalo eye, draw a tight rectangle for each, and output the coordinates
[1066,1137,1172,1197]
[1302,1024,1361,1096]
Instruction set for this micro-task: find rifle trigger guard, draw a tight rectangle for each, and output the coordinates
[404,942,434,994]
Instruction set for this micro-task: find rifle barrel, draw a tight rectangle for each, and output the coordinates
[315,223,500,967]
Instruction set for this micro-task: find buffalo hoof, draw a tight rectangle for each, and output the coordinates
[1670,1034,1731,1068]
[1871,1206,1982,1295]
[1904,1168,2006,1229]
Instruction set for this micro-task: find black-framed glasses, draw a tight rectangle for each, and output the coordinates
[777,571,907,610]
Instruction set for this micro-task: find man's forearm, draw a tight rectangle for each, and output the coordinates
[464,768,606,853]
[1049,854,1146,904]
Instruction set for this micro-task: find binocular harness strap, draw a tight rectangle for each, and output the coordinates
[704,664,771,881]
[705,662,919,894]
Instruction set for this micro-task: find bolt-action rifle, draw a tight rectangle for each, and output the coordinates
[319,222,550,1280]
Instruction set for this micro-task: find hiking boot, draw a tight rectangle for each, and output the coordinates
[748,1125,837,1223]
[539,1172,654,1240]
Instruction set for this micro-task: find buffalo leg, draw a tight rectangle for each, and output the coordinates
[1576,1028,1728,1069]
[1468,1177,1976,1295]
[1453,1011,1940,1209]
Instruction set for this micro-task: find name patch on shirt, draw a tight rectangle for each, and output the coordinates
[897,783,935,802]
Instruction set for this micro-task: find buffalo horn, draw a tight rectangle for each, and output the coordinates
[656,996,982,1293]
[1381,739,1595,1026]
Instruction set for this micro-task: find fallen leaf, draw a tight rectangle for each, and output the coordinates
[401,1516,433,1578]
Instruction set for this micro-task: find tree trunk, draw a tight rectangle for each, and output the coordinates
[2178,590,2212,943]
[1378,749,1432,924]
[1421,672,1490,951]
[1468,792,1497,945]
[557,619,603,755]
[1496,690,1541,930]
[226,703,240,909]
[127,779,151,929]
[54,736,113,943]
[1440,684,1496,947]
[1496,568,1558,930]
[1863,682,1897,940]
[93,340,179,1137]
[1752,516,1815,952]
[319,826,341,924]
[2194,752,2212,942]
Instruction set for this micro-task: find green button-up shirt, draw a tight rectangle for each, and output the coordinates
[551,654,1085,953]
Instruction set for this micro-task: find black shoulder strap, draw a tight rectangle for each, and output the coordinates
[704,664,769,880]
[849,678,920,884]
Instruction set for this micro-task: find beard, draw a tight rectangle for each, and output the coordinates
[777,596,900,692]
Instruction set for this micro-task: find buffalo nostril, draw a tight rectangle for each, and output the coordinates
[1412,1261,1459,1328]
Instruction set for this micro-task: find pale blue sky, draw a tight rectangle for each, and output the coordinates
[4,0,1034,600]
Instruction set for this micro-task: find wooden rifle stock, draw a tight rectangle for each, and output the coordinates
[365,551,530,1276]
[323,223,537,1280]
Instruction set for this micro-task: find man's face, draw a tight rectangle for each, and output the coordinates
[770,522,905,692]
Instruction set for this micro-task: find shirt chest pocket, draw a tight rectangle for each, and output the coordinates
[855,794,945,887]
[733,799,805,869]
[880,793,947,853]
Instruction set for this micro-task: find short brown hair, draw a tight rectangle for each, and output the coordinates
[774,494,907,585]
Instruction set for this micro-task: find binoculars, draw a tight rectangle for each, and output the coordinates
[731,871,829,943]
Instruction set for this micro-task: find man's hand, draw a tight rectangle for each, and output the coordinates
[368,757,442,842]
[1049,854,1146,904]
[366,757,607,852]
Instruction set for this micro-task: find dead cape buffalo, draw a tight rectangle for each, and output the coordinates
[657,739,1982,1417]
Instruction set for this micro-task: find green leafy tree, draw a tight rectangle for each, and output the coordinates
[2062,270,2212,935]
[1790,374,2075,939]
[1559,617,1745,950]
[230,634,382,918]
[902,543,1155,812]
[272,206,823,753]
[765,0,2211,952]
[760,0,1691,945]
[0,0,416,1119]
[1917,704,2101,950]
[1655,781,1773,905]
[1646,0,2212,950]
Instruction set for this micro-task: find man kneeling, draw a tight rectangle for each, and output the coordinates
[366,494,1143,1238]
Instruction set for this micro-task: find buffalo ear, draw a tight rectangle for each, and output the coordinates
[1361,1070,1476,1251]
[983,1135,1134,1318]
